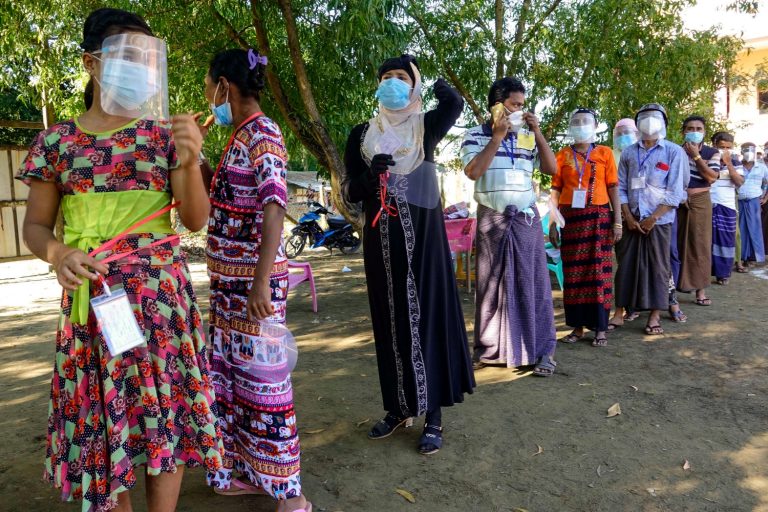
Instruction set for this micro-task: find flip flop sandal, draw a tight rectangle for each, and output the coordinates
[607,322,622,331]
[669,309,687,322]
[533,356,557,377]
[214,478,268,496]
[736,266,748,273]
[644,324,664,335]
[295,502,313,512]
[715,278,729,285]
[624,312,640,321]
[591,337,608,347]
[558,332,582,344]
[694,298,712,306]
[418,424,443,455]
[368,413,413,440]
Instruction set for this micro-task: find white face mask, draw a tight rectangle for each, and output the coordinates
[638,117,664,138]
[507,110,525,132]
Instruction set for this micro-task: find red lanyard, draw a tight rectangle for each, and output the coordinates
[209,112,263,195]
[90,202,180,276]
[372,171,398,227]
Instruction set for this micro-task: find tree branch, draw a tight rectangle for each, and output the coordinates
[408,6,485,123]
[521,0,564,46]
[507,0,532,76]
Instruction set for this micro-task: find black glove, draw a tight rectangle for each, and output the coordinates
[370,153,395,177]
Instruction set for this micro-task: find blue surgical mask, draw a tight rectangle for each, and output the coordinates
[210,82,233,126]
[614,133,636,150]
[375,78,412,110]
[684,132,704,144]
[99,58,160,110]
[568,125,595,143]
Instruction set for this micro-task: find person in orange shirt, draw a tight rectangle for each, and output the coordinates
[549,109,622,346]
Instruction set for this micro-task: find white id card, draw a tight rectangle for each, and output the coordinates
[572,189,587,209]
[91,286,145,356]
[375,128,404,155]
[506,170,526,186]
[632,176,646,189]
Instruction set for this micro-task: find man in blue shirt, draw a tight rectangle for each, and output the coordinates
[614,104,686,335]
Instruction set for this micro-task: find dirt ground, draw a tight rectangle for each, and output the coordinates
[1,250,767,512]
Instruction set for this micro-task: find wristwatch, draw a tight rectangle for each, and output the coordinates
[693,155,701,162]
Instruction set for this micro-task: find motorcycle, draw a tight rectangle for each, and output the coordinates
[284,202,361,258]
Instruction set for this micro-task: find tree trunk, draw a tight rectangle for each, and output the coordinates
[495,0,505,80]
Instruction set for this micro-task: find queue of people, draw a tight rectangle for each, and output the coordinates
[14,7,768,512]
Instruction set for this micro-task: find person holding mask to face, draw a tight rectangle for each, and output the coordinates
[762,142,768,250]
[342,54,474,456]
[676,116,719,306]
[614,104,686,336]
[461,77,558,375]
[710,131,744,283]
[17,8,222,512]
[737,142,768,269]
[549,109,621,347]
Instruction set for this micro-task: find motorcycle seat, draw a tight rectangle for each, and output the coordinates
[327,215,348,229]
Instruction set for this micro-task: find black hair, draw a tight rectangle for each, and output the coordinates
[487,77,526,111]
[378,54,419,85]
[741,142,756,149]
[681,115,707,130]
[80,8,153,110]
[711,131,734,145]
[209,49,266,101]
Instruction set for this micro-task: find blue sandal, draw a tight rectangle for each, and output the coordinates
[418,424,443,455]
[533,356,557,377]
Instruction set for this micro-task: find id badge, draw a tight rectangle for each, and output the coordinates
[91,284,145,356]
[632,176,646,190]
[572,189,587,209]
[516,129,536,151]
[506,170,526,186]
[375,128,404,155]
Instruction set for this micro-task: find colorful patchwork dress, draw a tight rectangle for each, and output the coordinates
[17,118,223,512]
[204,113,300,499]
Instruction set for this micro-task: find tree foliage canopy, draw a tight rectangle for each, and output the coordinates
[0,0,750,221]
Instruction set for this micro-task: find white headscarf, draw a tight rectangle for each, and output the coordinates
[362,62,425,175]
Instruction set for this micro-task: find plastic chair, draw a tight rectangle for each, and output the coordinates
[445,218,476,293]
[541,212,564,291]
[287,261,318,313]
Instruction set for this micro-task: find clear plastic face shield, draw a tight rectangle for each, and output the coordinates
[567,111,597,143]
[96,33,168,120]
[613,124,638,150]
[636,110,666,140]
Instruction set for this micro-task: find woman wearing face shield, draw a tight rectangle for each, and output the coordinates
[737,142,768,269]
[763,143,768,250]
[200,50,311,512]
[341,55,474,455]
[614,103,686,336]
[461,77,558,375]
[548,109,621,347]
[607,119,640,329]
[16,8,221,512]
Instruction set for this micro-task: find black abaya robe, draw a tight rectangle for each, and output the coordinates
[341,79,475,418]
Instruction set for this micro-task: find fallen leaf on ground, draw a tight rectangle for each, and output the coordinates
[597,465,603,477]
[683,460,691,471]
[606,403,622,418]
[646,488,657,497]
[630,385,638,391]
[356,418,370,427]
[533,444,544,456]
[512,508,529,512]
[578,382,592,386]
[304,428,325,434]
[395,489,416,503]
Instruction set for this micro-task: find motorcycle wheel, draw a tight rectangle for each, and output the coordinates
[285,233,306,258]
[339,233,362,254]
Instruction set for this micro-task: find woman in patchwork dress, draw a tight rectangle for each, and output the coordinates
[17,8,222,512]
